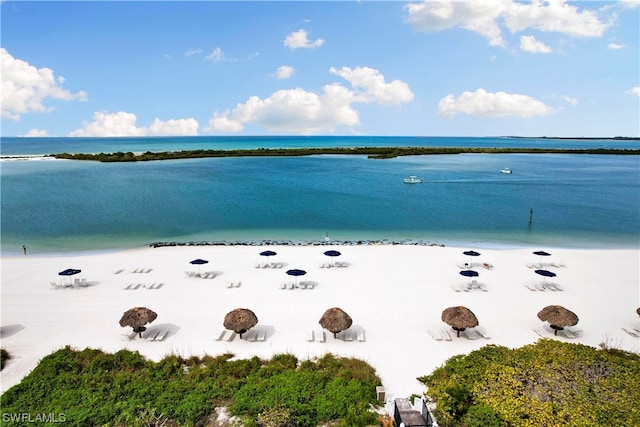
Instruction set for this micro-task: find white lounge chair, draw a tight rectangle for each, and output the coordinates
[156,330,169,341]
[314,330,325,342]
[123,284,134,290]
[427,330,443,341]
[132,284,142,290]
[79,278,88,287]
[343,330,354,341]
[357,331,366,342]
[560,329,577,339]
[476,328,491,339]
[451,284,462,292]
[257,330,266,341]
[154,283,164,289]
[534,282,547,291]
[226,332,236,342]
[305,330,314,342]
[50,281,61,289]
[463,329,481,340]
[524,283,537,291]
[621,327,640,337]
[216,329,227,341]
[440,329,452,341]
[146,330,161,341]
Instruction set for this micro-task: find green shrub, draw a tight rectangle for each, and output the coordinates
[0,348,10,370]
[420,339,640,427]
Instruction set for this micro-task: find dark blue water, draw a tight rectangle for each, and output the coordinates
[1,137,638,254]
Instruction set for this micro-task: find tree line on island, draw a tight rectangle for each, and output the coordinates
[50,146,640,162]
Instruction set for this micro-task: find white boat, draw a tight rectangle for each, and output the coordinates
[500,168,512,174]
[403,176,424,184]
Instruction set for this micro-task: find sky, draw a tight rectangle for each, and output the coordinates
[1,0,639,138]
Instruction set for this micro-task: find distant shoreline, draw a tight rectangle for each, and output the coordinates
[49,146,640,162]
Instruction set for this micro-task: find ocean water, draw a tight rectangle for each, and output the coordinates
[1,137,638,254]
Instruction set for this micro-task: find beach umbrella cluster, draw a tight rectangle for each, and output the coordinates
[224,308,258,339]
[319,307,352,338]
[537,305,578,335]
[441,306,478,337]
[119,307,157,338]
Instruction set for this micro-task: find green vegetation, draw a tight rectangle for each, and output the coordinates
[419,339,640,427]
[0,349,10,371]
[50,146,640,162]
[0,347,381,426]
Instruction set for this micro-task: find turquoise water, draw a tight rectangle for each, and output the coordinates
[1,137,639,254]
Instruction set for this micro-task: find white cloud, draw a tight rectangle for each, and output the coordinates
[208,67,413,134]
[520,35,551,53]
[208,111,244,132]
[438,88,554,118]
[405,0,508,46]
[607,42,624,49]
[629,87,640,96]
[329,66,414,105]
[69,111,198,137]
[1,48,87,120]
[405,0,609,47]
[147,118,199,136]
[205,47,227,62]
[184,48,203,57]
[562,95,578,106]
[23,128,49,137]
[619,0,639,10]
[505,0,608,37]
[275,65,295,80]
[284,29,324,49]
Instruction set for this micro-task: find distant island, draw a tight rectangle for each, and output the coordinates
[504,136,640,141]
[49,146,640,162]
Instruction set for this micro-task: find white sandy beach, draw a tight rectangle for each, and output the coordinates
[1,244,639,400]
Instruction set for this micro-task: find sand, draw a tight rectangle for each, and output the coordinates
[1,244,639,399]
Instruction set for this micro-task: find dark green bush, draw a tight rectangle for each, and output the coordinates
[0,348,381,426]
[0,348,10,370]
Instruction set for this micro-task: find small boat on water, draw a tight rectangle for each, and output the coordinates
[500,168,512,174]
[403,176,424,184]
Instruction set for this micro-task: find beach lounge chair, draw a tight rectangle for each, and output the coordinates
[246,331,257,342]
[146,330,161,341]
[560,329,577,339]
[547,283,563,291]
[476,328,491,339]
[524,283,537,291]
[305,282,315,289]
[477,283,488,292]
[299,282,307,289]
[463,329,481,340]
[305,330,314,342]
[144,268,152,273]
[155,283,164,289]
[216,329,227,341]
[79,278,88,287]
[147,283,156,290]
[534,282,547,291]
[234,281,241,287]
[315,330,325,342]
[279,282,287,290]
[343,330,354,341]
[123,284,134,290]
[50,281,61,289]
[113,269,124,274]
[156,330,169,341]
[257,330,266,341]
[440,329,452,341]
[427,330,443,341]
[132,283,142,290]
[621,327,640,337]
[288,283,295,290]
[451,284,462,292]
[226,282,234,288]
[226,332,236,342]
[533,329,545,337]
[357,330,366,342]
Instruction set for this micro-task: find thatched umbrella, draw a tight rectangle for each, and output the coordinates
[119,307,157,338]
[441,306,478,337]
[319,307,353,338]
[636,307,640,317]
[223,308,258,339]
[537,305,579,335]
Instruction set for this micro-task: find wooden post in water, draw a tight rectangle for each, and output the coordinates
[529,208,533,225]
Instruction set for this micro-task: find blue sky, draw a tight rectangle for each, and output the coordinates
[1,0,638,137]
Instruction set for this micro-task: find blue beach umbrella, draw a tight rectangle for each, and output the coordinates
[533,251,551,266]
[190,258,209,275]
[459,269,479,285]
[260,250,277,266]
[535,269,556,284]
[286,269,306,285]
[323,250,341,266]
[463,250,481,267]
[58,268,81,285]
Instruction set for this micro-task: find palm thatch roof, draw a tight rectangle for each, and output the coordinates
[537,305,579,335]
[441,306,478,337]
[319,307,353,338]
[119,307,157,337]
[223,308,258,338]
[636,307,640,317]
